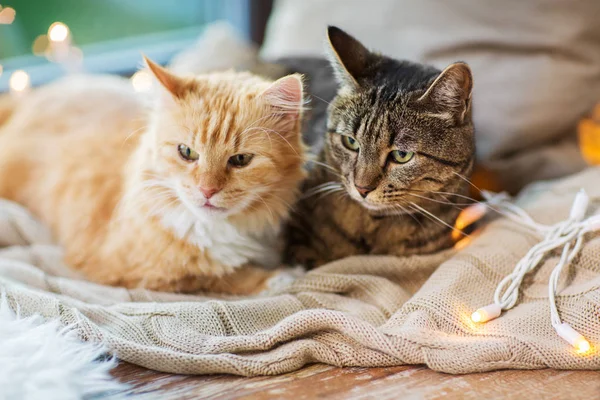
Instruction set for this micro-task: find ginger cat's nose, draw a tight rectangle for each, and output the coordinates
[199,187,220,199]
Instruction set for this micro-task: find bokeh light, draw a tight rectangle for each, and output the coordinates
[9,70,31,92]
[576,338,591,354]
[48,22,69,42]
[131,70,153,93]
[32,35,50,56]
[0,6,16,25]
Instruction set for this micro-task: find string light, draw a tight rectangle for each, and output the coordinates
[469,189,597,354]
[453,203,488,249]
[36,22,82,73]
[556,323,591,354]
[131,70,153,93]
[32,35,50,56]
[454,204,486,238]
[578,118,600,165]
[0,5,16,25]
[471,304,501,323]
[9,70,30,93]
[453,236,471,250]
[48,22,69,42]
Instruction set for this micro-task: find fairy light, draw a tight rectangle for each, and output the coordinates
[48,22,69,42]
[453,203,487,247]
[471,304,501,323]
[578,340,591,354]
[40,21,82,73]
[578,118,600,165]
[32,35,49,56]
[453,236,471,250]
[0,6,16,25]
[470,189,597,354]
[9,70,30,93]
[556,323,591,354]
[131,70,153,93]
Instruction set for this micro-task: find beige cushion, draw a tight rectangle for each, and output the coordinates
[169,21,286,79]
[261,0,600,192]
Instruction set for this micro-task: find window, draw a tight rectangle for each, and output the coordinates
[0,0,253,92]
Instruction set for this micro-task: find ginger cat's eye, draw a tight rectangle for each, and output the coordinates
[177,144,199,162]
[228,154,254,168]
[341,135,360,151]
[390,150,414,164]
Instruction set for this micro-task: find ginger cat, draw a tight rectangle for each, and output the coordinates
[0,58,306,294]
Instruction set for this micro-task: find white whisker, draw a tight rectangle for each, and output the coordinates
[301,182,344,199]
[410,202,469,238]
[255,193,275,222]
[406,192,471,207]
[452,171,484,195]
[306,159,342,177]
[122,126,146,146]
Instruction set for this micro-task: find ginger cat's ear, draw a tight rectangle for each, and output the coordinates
[143,56,188,99]
[262,74,304,124]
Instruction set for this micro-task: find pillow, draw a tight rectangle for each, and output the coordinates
[168,21,286,79]
[261,0,600,193]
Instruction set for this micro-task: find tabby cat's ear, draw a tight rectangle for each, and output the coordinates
[417,62,473,124]
[262,74,304,125]
[144,56,188,99]
[325,26,371,89]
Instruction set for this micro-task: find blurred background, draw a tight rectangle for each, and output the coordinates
[0,0,599,193]
[0,0,271,90]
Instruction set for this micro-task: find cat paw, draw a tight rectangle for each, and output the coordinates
[262,265,305,294]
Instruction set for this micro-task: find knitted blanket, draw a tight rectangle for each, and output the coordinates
[1,168,599,376]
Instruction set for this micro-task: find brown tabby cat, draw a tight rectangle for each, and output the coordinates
[285,26,475,268]
[0,58,306,294]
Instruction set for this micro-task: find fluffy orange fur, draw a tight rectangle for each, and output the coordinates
[0,59,306,294]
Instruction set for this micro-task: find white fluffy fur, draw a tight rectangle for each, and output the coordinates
[159,197,281,272]
[0,296,127,400]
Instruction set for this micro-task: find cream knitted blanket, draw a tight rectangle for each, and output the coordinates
[1,168,599,376]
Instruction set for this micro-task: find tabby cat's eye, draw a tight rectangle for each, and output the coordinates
[177,144,199,162]
[389,150,414,164]
[228,154,254,168]
[341,135,360,151]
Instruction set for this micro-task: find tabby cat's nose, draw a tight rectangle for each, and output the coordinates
[355,185,375,198]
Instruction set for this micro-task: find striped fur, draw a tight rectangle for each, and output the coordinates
[0,60,307,294]
[285,27,475,268]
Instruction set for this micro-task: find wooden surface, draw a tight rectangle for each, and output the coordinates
[112,362,600,399]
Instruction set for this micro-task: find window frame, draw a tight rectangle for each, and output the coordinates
[0,0,266,92]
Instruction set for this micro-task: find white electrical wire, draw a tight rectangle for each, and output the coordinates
[471,189,599,353]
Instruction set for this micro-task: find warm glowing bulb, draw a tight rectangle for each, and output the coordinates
[576,339,591,354]
[48,22,69,42]
[556,323,591,354]
[453,203,487,241]
[454,236,472,250]
[131,70,153,93]
[9,70,30,92]
[0,6,16,25]
[471,304,502,323]
[32,34,50,56]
